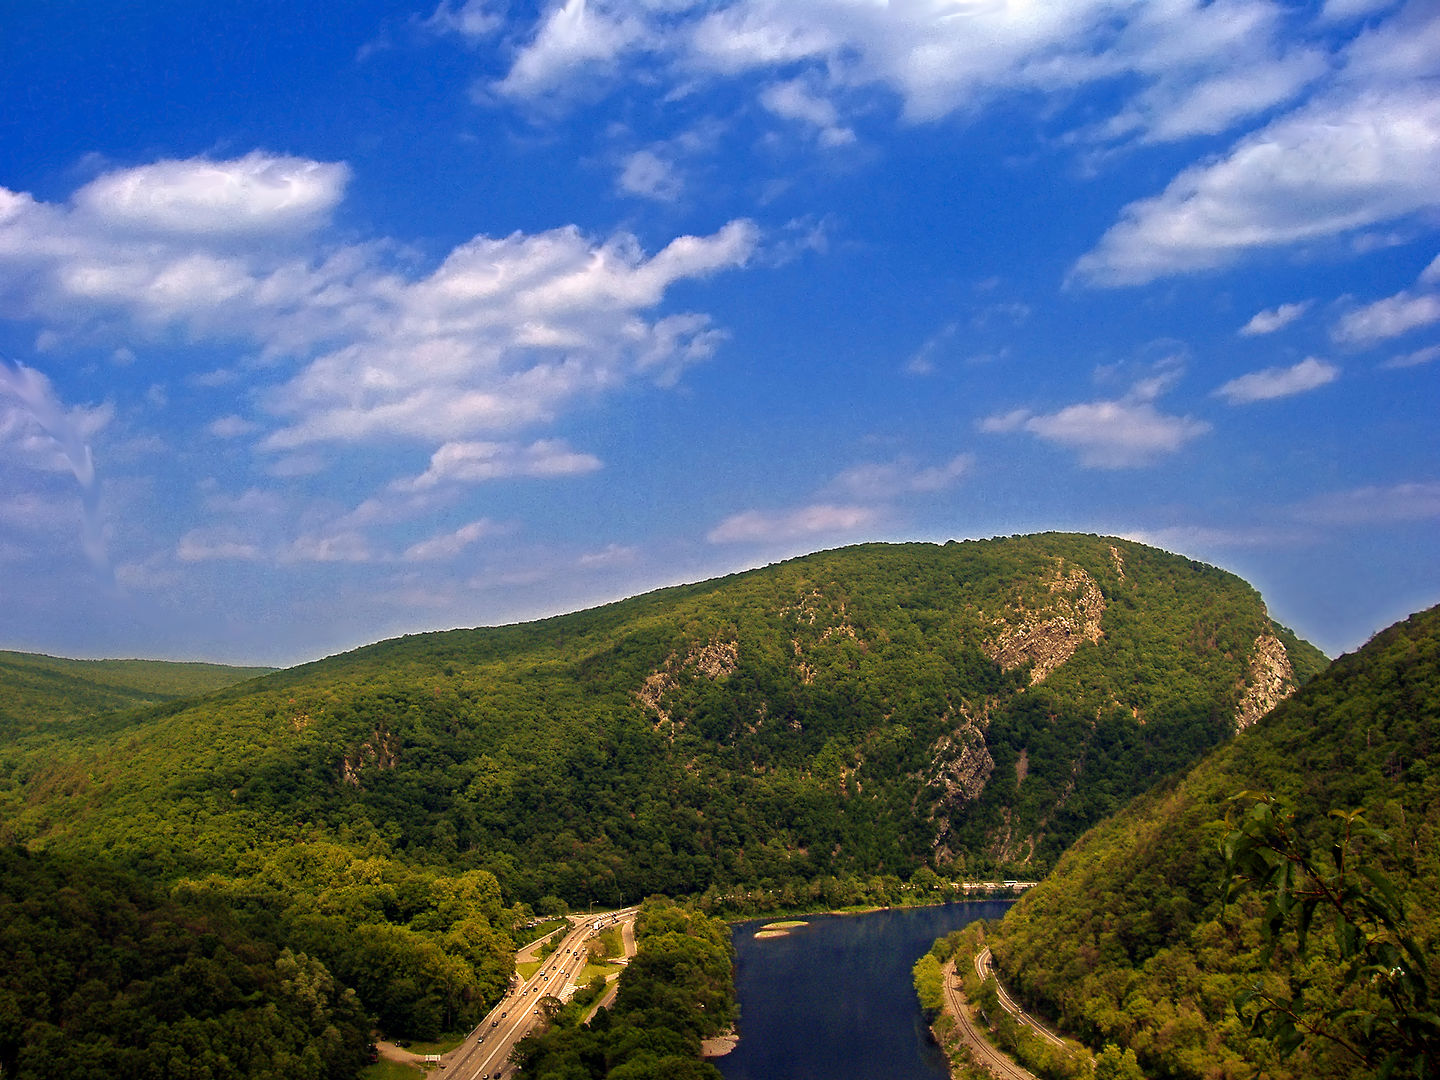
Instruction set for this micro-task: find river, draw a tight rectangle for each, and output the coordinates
[718,900,1014,1080]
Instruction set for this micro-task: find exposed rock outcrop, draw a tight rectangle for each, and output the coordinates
[1234,633,1295,732]
[984,565,1106,684]
[340,727,400,787]
[637,640,740,727]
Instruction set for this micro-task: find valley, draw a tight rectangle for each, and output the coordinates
[3,533,1432,1080]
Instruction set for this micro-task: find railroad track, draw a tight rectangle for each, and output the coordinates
[975,947,1070,1053]
[941,961,1038,1080]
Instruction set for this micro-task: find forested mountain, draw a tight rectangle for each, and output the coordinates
[0,650,273,727]
[988,604,1440,1080]
[0,534,1325,1047]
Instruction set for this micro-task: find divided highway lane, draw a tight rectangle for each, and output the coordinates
[445,907,639,1080]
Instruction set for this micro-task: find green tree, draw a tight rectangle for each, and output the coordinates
[1222,792,1439,1079]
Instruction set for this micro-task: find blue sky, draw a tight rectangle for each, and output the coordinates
[1,0,1437,665]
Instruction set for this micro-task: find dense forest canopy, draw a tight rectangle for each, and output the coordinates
[988,604,1440,1080]
[0,534,1329,1058]
[0,651,273,728]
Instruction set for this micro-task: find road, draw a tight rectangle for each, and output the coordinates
[940,960,1037,1080]
[443,907,639,1080]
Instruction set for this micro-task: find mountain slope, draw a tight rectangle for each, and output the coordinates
[0,650,274,727]
[988,605,1439,1080]
[1,535,1321,897]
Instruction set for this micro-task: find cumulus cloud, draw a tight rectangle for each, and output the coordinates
[980,371,1209,468]
[707,502,880,544]
[72,153,348,236]
[1074,86,1440,286]
[1214,357,1339,403]
[0,155,759,459]
[1240,300,1311,336]
[396,439,603,489]
[262,219,757,449]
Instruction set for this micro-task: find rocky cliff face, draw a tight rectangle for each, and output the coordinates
[1234,633,1296,731]
[983,566,1106,684]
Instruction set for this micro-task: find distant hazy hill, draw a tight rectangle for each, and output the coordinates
[988,605,1439,1080]
[1,535,1322,897]
[0,649,274,726]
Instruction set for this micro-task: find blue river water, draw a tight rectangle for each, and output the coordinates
[717,900,1014,1080]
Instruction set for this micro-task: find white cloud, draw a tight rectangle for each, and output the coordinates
[1334,290,1440,344]
[1240,300,1311,336]
[617,149,683,202]
[208,415,257,438]
[1382,343,1440,369]
[578,542,637,567]
[904,322,957,376]
[980,371,1209,468]
[396,438,603,489]
[478,0,1356,158]
[0,156,760,460]
[707,502,880,544]
[759,78,855,146]
[831,454,973,500]
[426,0,504,39]
[1214,357,1339,403]
[0,360,110,569]
[493,0,650,102]
[1292,481,1440,524]
[283,531,375,564]
[1421,253,1440,284]
[1074,86,1440,286]
[262,219,758,449]
[402,518,504,562]
[177,527,263,563]
[73,153,347,237]
[1099,45,1328,145]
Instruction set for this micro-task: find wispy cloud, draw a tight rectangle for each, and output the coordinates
[395,439,603,490]
[402,518,505,562]
[1292,481,1440,524]
[1382,343,1440,369]
[1240,300,1311,336]
[830,455,973,500]
[1333,290,1440,344]
[707,503,880,544]
[0,360,112,571]
[1214,357,1339,404]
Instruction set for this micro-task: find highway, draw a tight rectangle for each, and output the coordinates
[443,907,639,1080]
